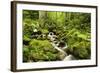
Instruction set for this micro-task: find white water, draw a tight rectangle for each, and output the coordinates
[51,43,67,55]
[63,54,76,61]
[48,32,76,61]
[51,42,76,61]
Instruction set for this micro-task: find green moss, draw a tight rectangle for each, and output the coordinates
[23,10,91,61]
[23,39,59,62]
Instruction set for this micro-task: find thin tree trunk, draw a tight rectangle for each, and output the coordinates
[39,11,47,28]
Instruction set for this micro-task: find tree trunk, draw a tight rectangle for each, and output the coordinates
[39,11,47,28]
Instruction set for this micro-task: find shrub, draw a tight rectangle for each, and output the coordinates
[23,39,59,62]
[23,45,30,62]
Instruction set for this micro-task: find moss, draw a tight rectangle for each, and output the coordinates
[23,39,59,62]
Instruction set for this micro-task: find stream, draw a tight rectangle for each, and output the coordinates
[48,32,76,61]
[51,42,76,61]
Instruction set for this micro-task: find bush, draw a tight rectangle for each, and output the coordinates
[23,39,59,62]
[23,35,31,45]
[23,46,30,62]
[68,41,91,59]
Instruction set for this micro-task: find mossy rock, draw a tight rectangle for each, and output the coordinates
[24,39,60,62]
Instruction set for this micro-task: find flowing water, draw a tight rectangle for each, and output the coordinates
[51,42,76,61]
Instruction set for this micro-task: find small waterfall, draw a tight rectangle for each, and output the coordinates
[51,42,76,61]
[48,32,76,61]
[51,43,67,55]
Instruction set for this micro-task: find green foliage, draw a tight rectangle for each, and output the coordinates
[23,22,33,37]
[41,29,49,34]
[23,46,30,62]
[23,35,31,41]
[72,41,90,59]
[23,10,91,62]
[23,10,39,20]
[23,39,59,62]
[29,39,53,49]
[65,28,91,59]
